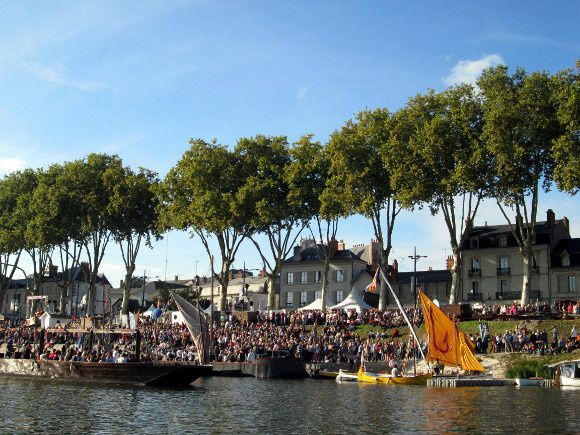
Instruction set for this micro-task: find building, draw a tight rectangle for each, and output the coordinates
[460,209,572,303]
[550,238,579,299]
[279,238,373,309]
[393,268,452,305]
[2,263,112,317]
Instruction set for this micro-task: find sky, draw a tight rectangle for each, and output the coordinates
[0,1,578,287]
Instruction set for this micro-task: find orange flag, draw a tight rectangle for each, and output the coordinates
[419,291,485,372]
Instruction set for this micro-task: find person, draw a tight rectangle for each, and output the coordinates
[247,347,257,363]
[433,359,444,375]
[571,325,577,341]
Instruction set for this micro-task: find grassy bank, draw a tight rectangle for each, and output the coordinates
[349,318,580,342]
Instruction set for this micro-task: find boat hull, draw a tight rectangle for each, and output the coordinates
[0,359,212,387]
[560,376,580,387]
[515,378,543,387]
[337,369,432,385]
[242,357,307,379]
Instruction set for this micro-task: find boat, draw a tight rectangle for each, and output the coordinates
[336,369,359,382]
[242,355,307,378]
[0,358,212,387]
[515,377,544,387]
[549,360,580,387]
[0,291,213,388]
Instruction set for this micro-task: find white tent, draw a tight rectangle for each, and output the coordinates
[297,294,334,311]
[329,286,374,312]
[142,304,156,317]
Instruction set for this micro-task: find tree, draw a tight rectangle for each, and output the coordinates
[327,108,400,309]
[109,166,162,316]
[161,139,252,312]
[0,173,29,313]
[389,85,488,303]
[552,61,579,195]
[478,65,562,305]
[286,135,341,311]
[236,135,308,309]
[75,154,125,316]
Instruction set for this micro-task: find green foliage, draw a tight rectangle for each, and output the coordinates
[552,62,580,195]
[505,360,552,379]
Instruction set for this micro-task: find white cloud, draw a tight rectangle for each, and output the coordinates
[0,157,26,175]
[296,86,307,100]
[444,54,504,86]
[19,61,110,92]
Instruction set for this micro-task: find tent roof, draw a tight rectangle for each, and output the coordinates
[329,286,374,312]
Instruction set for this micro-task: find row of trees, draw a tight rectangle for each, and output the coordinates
[0,154,160,316]
[0,63,578,315]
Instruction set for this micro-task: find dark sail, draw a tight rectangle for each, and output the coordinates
[170,292,211,364]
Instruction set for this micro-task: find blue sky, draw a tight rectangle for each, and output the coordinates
[0,1,578,286]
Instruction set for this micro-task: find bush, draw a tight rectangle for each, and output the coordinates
[505,360,552,379]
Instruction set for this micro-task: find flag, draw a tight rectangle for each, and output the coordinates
[419,291,484,372]
[366,269,380,293]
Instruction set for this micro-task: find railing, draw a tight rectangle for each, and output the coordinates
[497,267,510,275]
[466,292,483,302]
[496,291,521,300]
[495,290,541,301]
[468,269,481,277]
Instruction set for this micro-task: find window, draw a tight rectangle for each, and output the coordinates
[569,276,576,292]
[471,258,480,270]
[336,290,344,303]
[315,271,322,283]
[532,255,538,269]
[300,271,308,284]
[499,280,509,294]
[286,292,293,307]
[472,281,479,292]
[300,291,307,306]
[557,276,566,292]
[315,290,321,300]
[470,238,479,249]
[499,235,507,247]
[562,253,570,267]
[336,270,345,282]
[287,273,294,284]
[498,256,509,270]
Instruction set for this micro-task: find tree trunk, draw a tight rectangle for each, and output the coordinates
[378,253,390,310]
[520,248,532,306]
[449,246,461,304]
[59,286,68,314]
[267,275,276,310]
[121,269,134,315]
[321,257,331,311]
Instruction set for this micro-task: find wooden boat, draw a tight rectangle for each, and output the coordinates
[0,358,212,387]
[242,356,307,379]
[515,377,544,387]
[549,360,580,387]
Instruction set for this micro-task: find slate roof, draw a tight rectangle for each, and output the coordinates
[462,220,558,250]
[396,269,452,284]
[284,244,365,263]
[551,238,580,268]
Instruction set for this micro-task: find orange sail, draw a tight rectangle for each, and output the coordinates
[419,291,485,372]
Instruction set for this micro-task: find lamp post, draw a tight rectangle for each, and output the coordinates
[408,247,427,303]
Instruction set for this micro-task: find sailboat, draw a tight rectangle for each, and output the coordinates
[348,272,484,384]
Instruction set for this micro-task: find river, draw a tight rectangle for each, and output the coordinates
[0,376,578,434]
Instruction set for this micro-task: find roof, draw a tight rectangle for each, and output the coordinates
[462,219,560,250]
[396,269,452,284]
[284,244,366,264]
[551,238,580,268]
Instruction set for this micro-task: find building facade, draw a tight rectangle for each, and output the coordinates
[460,209,573,303]
[279,238,372,309]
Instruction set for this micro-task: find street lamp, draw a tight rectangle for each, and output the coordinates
[408,247,427,304]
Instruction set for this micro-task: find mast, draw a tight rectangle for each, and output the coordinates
[380,268,429,367]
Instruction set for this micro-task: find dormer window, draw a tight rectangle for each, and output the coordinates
[562,252,570,267]
[499,235,507,248]
[470,238,479,249]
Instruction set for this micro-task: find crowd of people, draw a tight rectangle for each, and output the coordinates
[0,303,578,367]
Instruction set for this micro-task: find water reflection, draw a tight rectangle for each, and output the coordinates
[0,377,577,434]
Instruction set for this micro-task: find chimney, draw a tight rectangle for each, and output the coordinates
[446,255,454,271]
[329,237,339,257]
[174,275,178,281]
[390,259,399,282]
[428,267,433,272]
[547,209,555,226]
[49,265,58,278]
[293,245,302,261]
[337,239,345,251]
